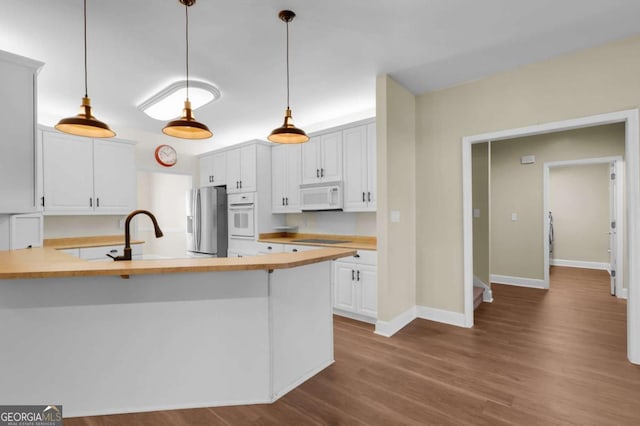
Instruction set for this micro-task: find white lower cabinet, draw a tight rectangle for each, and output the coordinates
[255,242,284,255]
[332,250,377,321]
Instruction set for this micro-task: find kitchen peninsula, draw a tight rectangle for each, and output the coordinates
[0,247,354,418]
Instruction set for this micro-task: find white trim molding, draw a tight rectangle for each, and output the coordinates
[551,259,609,270]
[416,306,468,328]
[473,275,493,302]
[490,274,546,289]
[374,306,416,337]
[619,288,629,300]
[334,309,376,325]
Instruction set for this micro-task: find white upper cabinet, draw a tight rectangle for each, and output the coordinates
[93,139,136,214]
[271,144,301,213]
[0,51,43,213]
[42,130,136,215]
[200,151,226,187]
[343,123,376,212]
[301,130,342,185]
[227,144,256,193]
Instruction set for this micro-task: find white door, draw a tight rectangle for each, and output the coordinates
[285,145,301,211]
[226,148,241,193]
[609,161,617,296]
[343,125,367,211]
[239,145,256,192]
[333,261,356,312]
[42,132,94,213]
[271,145,287,213]
[93,140,136,214]
[357,264,378,318]
[301,136,321,184]
[319,131,342,183]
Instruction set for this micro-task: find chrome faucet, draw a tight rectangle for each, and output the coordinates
[108,210,164,261]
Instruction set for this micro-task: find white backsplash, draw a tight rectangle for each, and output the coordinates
[284,211,376,236]
[43,216,124,239]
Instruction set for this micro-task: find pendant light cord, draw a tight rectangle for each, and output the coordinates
[185,2,190,101]
[285,19,290,109]
[83,0,88,98]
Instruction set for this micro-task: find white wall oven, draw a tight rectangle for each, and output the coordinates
[228,192,255,239]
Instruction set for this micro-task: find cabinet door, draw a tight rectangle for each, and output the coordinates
[301,136,320,184]
[271,145,288,213]
[0,55,39,213]
[9,213,43,249]
[211,152,227,186]
[366,123,377,211]
[319,131,342,183]
[42,132,94,213]
[199,155,215,187]
[239,145,256,192]
[285,144,302,211]
[333,261,357,313]
[226,148,241,193]
[342,126,367,211]
[93,140,136,214]
[357,264,377,318]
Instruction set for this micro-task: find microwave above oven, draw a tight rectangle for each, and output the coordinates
[300,184,343,211]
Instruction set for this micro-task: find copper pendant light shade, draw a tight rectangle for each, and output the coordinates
[55,0,115,138]
[163,0,212,140]
[268,10,309,144]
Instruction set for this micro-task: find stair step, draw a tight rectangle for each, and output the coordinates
[473,287,484,310]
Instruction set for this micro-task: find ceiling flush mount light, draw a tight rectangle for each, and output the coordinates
[55,0,115,138]
[138,80,221,121]
[268,10,309,144]
[162,0,212,140]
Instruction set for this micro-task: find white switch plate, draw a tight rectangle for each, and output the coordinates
[473,208,481,218]
[390,210,401,223]
[520,155,535,164]
[511,213,518,221]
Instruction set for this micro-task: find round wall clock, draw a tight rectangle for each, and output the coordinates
[155,144,177,167]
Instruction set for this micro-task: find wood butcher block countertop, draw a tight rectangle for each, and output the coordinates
[0,246,356,279]
[258,233,376,251]
[44,235,145,249]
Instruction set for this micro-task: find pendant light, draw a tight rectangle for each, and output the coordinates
[162,0,212,140]
[268,10,309,144]
[55,0,115,138]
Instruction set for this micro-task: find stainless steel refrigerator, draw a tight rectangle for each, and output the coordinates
[186,186,228,257]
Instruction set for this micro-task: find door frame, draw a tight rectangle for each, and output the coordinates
[462,109,640,365]
[542,156,624,292]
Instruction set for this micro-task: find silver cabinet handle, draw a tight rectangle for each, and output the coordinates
[362,192,365,202]
[357,270,360,281]
[285,197,289,205]
[96,197,100,207]
[368,192,371,202]
[282,197,285,206]
[240,180,242,188]
[89,197,92,207]
[321,168,324,177]
[316,169,320,178]
[352,270,355,280]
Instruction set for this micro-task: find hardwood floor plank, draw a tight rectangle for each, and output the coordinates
[65,266,640,425]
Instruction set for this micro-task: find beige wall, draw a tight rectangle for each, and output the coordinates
[472,143,490,285]
[550,164,611,264]
[376,75,416,321]
[491,125,624,279]
[413,35,640,313]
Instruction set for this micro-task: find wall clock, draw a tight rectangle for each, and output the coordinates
[155,144,177,167]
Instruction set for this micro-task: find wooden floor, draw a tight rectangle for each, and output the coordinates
[67,267,640,425]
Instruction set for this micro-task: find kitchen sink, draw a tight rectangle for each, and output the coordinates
[291,238,351,244]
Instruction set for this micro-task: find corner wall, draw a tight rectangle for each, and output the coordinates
[376,75,416,322]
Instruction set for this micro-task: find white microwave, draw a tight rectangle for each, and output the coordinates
[300,184,343,211]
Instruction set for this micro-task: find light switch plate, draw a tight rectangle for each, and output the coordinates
[473,208,481,218]
[390,210,401,223]
[511,213,518,221]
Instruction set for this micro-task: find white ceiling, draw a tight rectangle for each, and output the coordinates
[2,0,640,156]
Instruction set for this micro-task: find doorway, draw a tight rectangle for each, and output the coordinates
[462,109,640,365]
[543,157,623,294]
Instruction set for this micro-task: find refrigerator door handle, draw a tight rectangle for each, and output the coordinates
[195,189,202,251]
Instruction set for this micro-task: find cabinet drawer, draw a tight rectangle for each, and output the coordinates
[335,249,377,266]
[283,244,320,253]
[78,244,143,260]
[255,242,284,254]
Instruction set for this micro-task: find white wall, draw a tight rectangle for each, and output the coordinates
[284,211,376,236]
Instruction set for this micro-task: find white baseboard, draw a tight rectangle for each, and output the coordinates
[334,309,376,324]
[551,259,609,270]
[618,288,628,299]
[490,274,546,289]
[416,305,467,328]
[374,306,416,337]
